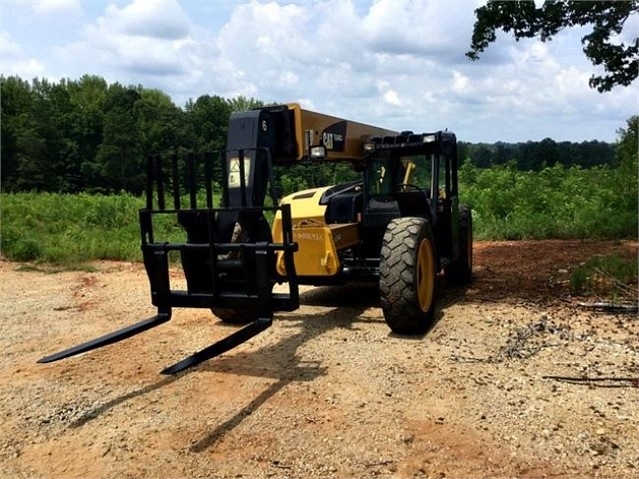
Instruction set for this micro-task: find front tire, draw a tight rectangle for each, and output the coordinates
[379,217,437,335]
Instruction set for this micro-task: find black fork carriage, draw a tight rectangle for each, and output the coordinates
[39,149,299,374]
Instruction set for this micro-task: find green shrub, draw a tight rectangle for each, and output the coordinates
[0,191,218,265]
[570,254,638,300]
[1,192,144,264]
[458,162,637,240]
[1,159,636,266]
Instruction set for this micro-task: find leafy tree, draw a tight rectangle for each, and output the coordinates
[457,141,470,163]
[95,84,144,193]
[67,75,108,191]
[184,95,232,151]
[556,141,577,167]
[10,78,69,191]
[474,145,493,168]
[135,88,187,156]
[615,116,638,167]
[494,142,510,165]
[33,78,84,192]
[463,137,617,171]
[517,141,537,171]
[1,76,34,191]
[614,115,638,220]
[537,137,558,167]
[467,1,639,92]
[227,95,264,112]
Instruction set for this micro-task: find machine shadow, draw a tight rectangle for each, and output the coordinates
[191,279,469,451]
[68,281,450,439]
[377,275,467,341]
[298,281,381,309]
[67,284,376,438]
[190,284,379,452]
[69,374,181,428]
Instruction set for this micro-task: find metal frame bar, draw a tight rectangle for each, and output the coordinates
[39,149,300,375]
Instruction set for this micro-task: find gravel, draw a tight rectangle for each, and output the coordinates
[0,240,637,478]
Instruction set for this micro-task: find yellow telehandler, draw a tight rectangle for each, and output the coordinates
[39,103,472,374]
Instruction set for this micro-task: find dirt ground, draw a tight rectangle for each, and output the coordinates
[1,240,637,479]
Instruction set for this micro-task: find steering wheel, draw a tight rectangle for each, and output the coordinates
[396,183,429,197]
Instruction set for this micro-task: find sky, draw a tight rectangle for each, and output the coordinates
[1,0,637,143]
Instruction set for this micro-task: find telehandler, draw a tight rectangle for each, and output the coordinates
[39,103,472,374]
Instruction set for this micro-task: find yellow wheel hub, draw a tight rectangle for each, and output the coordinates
[417,238,435,312]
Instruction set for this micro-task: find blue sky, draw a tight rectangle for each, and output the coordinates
[1,0,637,143]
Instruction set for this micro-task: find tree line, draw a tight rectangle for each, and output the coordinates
[1,75,262,194]
[0,75,625,195]
[459,139,616,170]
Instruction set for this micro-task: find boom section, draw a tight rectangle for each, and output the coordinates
[285,103,398,163]
[228,103,398,168]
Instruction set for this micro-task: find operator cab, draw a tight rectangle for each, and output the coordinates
[363,149,435,218]
[362,131,459,262]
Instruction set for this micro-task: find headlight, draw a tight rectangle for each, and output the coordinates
[310,145,327,158]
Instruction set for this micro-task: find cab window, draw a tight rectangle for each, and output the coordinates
[367,154,394,197]
[399,154,433,195]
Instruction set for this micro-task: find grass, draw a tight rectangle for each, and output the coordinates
[1,160,637,271]
[0,192,184,266]
[570,253,638,302]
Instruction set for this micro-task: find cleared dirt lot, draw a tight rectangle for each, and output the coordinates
[1,240,637,478]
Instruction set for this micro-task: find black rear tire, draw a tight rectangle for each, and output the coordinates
[445,206,473,286]
[379,217,437,335]
[211,215,275,325]
[211,308,259,324]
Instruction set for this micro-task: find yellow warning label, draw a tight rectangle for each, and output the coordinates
[228,158,251,187]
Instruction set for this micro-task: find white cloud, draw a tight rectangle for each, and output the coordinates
[554,66,592,97]
[382,90,401,106]
[32,0,81,16]
[0,32,45,77]
[39,0,217,99]
[451,70,475,96]
[0,32,22,57]
[313,1,368,68]
[361,0,474,61]
[0,0,636,142]
[101,0,190,40]
[218,2,310,59]
[1,58,46,78]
